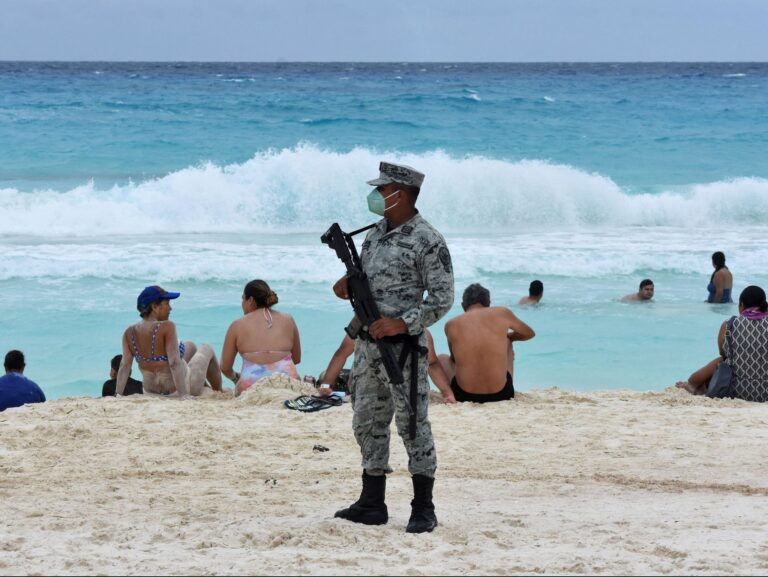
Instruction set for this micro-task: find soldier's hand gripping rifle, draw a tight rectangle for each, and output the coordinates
[321,222,404,387]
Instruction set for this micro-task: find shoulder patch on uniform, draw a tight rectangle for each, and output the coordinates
[401,225,413,235]
[438,246,452,272]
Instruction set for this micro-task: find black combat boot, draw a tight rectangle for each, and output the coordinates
[406,474,438,533]
[334,471,388,525]
[405,475,437,533]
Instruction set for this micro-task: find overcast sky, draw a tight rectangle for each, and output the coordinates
[1,0,766,62]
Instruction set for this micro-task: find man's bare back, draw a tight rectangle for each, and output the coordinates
[444,305,535,395]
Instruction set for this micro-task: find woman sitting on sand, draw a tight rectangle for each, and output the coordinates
[220,280,301,396]
[117,285,222,396]
[677,285,768,401]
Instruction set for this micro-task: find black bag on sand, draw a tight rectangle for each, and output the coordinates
[706,316,736,399]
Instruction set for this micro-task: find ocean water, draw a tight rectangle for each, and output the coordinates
[1,62,767,400]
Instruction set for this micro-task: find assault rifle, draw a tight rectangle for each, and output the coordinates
[321,222,405,387]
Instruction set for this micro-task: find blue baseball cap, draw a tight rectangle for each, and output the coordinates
[137,285,180,310]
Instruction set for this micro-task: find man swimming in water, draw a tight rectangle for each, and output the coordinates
[622,279,654,302]
[518,280,544,305]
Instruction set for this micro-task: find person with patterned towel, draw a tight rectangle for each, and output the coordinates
[677,285,768,400]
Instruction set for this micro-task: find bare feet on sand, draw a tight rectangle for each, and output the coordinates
[676,381,703,395]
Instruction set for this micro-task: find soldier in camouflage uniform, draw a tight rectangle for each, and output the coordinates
[332,162,454,533]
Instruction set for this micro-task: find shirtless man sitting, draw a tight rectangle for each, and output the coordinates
[438,283,535,403]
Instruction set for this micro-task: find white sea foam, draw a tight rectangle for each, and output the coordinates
[3,226,768,284]
[1,145,767,238]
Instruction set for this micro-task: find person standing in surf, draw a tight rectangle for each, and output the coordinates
[707,251,733,303]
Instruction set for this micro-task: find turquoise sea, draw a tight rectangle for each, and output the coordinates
[1,62,767,400]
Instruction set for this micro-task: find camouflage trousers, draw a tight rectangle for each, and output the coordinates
[350,336,436,478]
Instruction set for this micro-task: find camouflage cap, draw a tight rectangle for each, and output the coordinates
[366,161,425,188]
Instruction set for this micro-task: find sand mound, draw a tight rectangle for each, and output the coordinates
[236,374,317,406]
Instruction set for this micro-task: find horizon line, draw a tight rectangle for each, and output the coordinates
[1,59,767,65]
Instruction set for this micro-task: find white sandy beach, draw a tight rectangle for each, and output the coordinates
[2,376,768,576]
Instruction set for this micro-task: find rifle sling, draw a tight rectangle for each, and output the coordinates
[348,222,377,237]
[396,333,428,440]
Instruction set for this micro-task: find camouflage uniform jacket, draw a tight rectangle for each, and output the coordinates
[361,212,454,335]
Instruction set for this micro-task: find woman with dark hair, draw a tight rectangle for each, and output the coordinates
[677,285,768,401]
[707,251,733,303]
[220,280,301,395]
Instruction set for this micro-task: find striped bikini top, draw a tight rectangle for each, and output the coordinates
[130,323,185,363]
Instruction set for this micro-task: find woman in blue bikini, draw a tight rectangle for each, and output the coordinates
[116,285,222,396]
